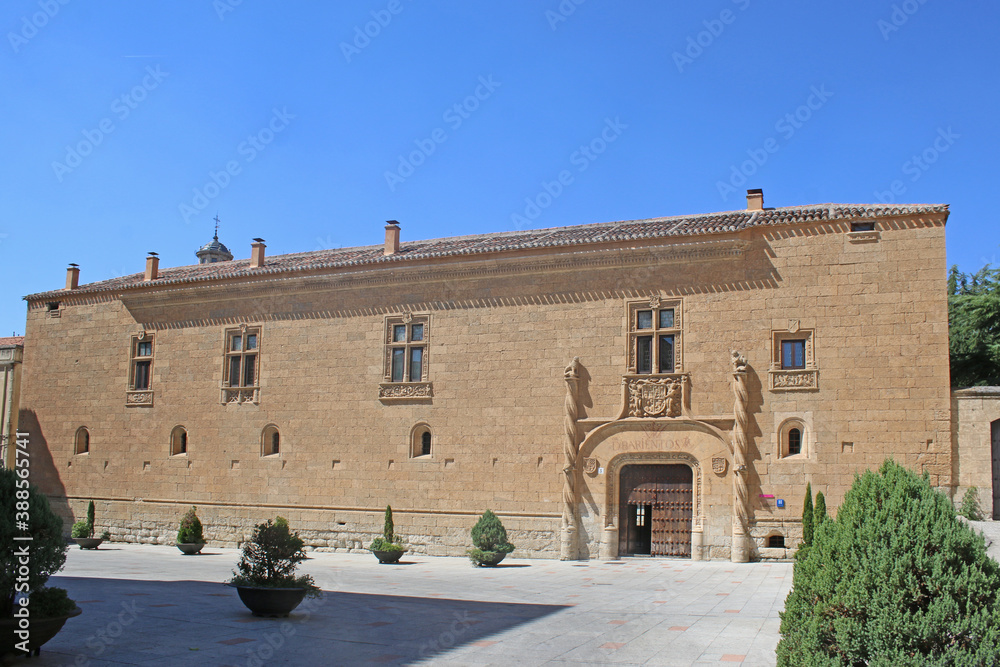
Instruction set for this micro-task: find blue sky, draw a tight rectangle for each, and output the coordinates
[1,1,997,334]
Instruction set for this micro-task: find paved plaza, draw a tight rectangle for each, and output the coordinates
[18,544,794,666]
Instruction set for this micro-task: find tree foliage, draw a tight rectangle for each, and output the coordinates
[814,491,827,527]
[777,460,1000,666]
[801,483,814,547]
[177,506,205,544]
[949,263,1000,387]
[0,468,69,617]
[229,518,319,594]
[468,510,515,566]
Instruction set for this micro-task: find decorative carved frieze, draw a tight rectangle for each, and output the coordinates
[125,390,153,407]
[769,369,818,391]
[378,382,433,400]
[221,387,258,405]
[622,374,688,418]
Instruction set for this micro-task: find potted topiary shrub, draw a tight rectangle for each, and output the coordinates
[176,506,206,554]
[369,505,406,564]
[1,468,81,658]
[70,500,103,550]
[468,510,515,567]
[227,518,321,617]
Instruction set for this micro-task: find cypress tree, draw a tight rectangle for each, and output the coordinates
[801,483,813,547]
[777,460,1000,665]
[383,505,395,543]
[86,500,96,538]
[814,491,827,526]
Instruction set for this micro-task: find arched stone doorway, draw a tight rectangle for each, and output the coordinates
[618,464,693,557]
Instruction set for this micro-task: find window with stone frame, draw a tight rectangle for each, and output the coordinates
[379,314,432,400]
[770,325,818,391]
[626,298,682,374]
[221,326,261,404]
[126,333,154,406]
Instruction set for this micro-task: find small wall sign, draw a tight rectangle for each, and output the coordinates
[776,499,785,509]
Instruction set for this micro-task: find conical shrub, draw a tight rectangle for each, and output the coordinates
[777,460,1000,666]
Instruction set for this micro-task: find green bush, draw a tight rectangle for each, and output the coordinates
[777,460,1000,666]
[814,491,827,527]
[0,468,70,618]
[801,482,814,547]
[369,505,404,553]
[70,520,90,538]
[30,586,77,619]
[468,510,514,566]
[960,487,984,521]
[228,518,320,595]
[177,506,205,544]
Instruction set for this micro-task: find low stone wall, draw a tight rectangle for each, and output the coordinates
[54,496,561,559]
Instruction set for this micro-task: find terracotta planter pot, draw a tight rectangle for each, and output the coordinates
[73,538,103,550]
[234,586,308,617]
[176,542,205,555]
[371,548,404,564]
[0,607,81,658]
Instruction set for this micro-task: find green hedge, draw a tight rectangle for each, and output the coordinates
[777,460,1000,666]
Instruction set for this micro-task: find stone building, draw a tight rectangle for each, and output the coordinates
[18,190,979,560]
[0,336,24,469]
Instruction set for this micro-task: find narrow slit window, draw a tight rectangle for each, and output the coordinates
[421,431,431,456]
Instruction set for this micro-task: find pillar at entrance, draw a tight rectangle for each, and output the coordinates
[730,350,752,563]
[599,525,618,560]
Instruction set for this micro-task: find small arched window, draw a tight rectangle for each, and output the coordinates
[410,423,432,458]
[778,419,808,458]
[262,425,280,457]
[767,534,785,548]
[170,426,188,456]
[74,427,90,455]
[787,428,802,456]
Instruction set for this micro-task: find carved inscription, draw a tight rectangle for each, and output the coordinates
[378,382,433,400]
[769,369,818,391]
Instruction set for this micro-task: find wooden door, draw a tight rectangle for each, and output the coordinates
[619,464,693,557]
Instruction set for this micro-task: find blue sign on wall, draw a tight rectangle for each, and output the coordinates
[776,499,785,509]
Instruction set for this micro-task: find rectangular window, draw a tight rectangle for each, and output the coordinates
[129,336,154,390]
[391,348,405,382]
[628,300,681,375]
[225,328,261,388]
[781,340,805,369]
[384,315,430,384]
[637,336,652,374]
[658,335,675,373]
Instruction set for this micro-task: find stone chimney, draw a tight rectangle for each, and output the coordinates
[250,238,266,268]
[144,252,159,281]
[65,263,79,290]
[746,188,764,211]
[384,221,400,255]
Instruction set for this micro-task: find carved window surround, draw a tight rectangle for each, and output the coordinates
[126,390,154,407]
[379,382,433,401]
[625,296,683,374]
[620,373,691,419]
[769,323,818,392]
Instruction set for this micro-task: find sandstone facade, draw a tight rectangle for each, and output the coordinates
[18,196,962,559]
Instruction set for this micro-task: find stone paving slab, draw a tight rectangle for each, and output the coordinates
[9,544,793,666]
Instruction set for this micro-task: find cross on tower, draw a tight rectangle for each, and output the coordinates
[213,214,221,239]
